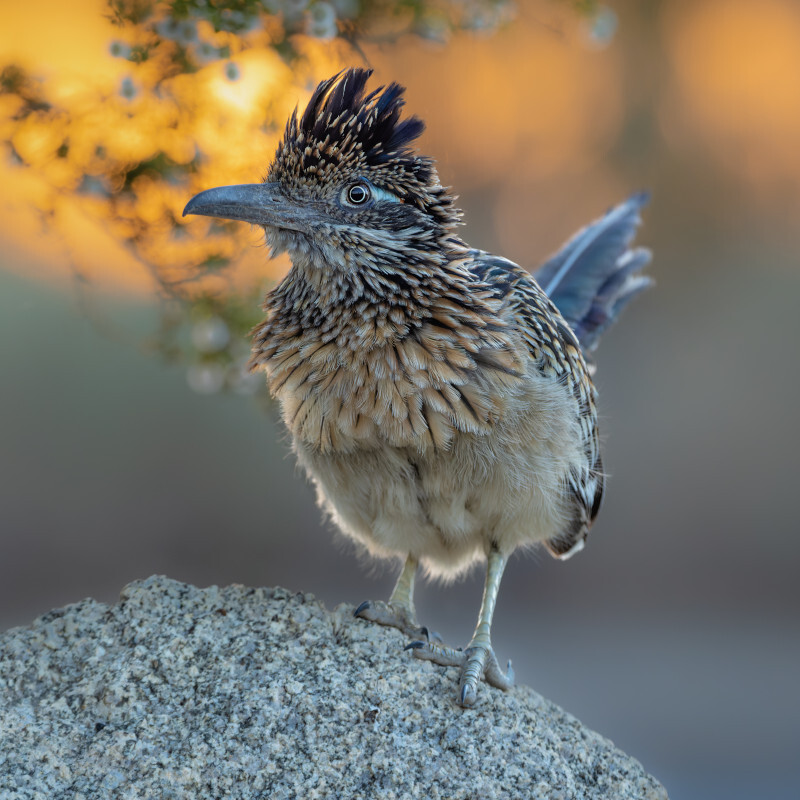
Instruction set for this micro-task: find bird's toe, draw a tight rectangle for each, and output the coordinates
[353,599,424,638]
[459,645,514,706]
[481,648,515,692]
[408,641,513,706]
[405,639,464,666]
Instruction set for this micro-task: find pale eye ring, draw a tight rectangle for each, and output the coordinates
[346,182,371,205]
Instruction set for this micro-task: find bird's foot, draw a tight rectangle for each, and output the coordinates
[405,640,514,707]
[353,599,436,640]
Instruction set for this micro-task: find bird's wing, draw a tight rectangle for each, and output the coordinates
[533,193,652,353]
[469,251,604,558]
[469,252,584,380]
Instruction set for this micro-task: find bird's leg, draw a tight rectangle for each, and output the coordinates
[408,546,514,707]
[354,555,426,637]
[459,547,514,705]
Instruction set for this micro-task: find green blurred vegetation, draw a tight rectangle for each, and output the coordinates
[0,0,601,392]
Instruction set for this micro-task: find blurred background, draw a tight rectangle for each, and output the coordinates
[1,0,799,797]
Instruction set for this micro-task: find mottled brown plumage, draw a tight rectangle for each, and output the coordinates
[183,69,651,706]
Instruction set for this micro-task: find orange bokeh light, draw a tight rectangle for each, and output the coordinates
[0,0,341,294]
[0,1,626,294]
[375,5,623,185]
[5,0,800,294]
[662,0,800,187]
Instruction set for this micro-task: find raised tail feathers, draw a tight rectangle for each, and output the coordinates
[534,193,653,353]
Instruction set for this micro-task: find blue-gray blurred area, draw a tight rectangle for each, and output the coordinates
[2,5,800,800]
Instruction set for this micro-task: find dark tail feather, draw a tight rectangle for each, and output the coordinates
[534,193,653,353]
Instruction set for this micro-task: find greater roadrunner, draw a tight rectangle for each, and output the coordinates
[184,69,651,706]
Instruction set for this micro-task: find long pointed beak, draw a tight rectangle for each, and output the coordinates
[182,182,307,231]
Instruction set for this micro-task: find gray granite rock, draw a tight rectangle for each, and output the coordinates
[0,576,667,799]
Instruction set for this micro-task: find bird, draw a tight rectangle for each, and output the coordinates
[183,68,652,707]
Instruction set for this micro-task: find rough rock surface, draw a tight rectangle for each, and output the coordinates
[0,576,668,799]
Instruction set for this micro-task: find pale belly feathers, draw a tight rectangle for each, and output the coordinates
[276,355,584,579]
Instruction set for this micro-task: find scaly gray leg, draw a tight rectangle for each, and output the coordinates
[354,555,426,637]
[407,547,514,707]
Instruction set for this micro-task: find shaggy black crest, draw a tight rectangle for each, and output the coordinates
[293,68,425,169]
[270,69,460,225]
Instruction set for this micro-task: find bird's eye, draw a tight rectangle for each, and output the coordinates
[345,183,371,206]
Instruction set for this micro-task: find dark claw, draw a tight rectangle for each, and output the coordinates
[354,601,370,617]
[419,626,430,641]
[404,640,425,651]
[460,684,471,706]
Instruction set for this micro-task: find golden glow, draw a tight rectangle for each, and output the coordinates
[0,0,339,293]
[3,0,800,295]
[0,0,121,80]
[374,6,623,185]
[663,0,800,187]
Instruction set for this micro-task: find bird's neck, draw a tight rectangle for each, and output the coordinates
[260,232,473,351]
[248,233,524,454]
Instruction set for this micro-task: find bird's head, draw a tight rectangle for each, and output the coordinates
[183,68,461,277]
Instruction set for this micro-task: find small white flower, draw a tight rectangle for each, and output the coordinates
[219,7,247,30]
[119,76,138,100]
[176,20,198,45]
[283,0,309,24]
[78,176,109,196]
[307,1,337,39]
[415,13,450,43]
[109,41,131,59]
[192,41,220,65]
[187,364,226,394]
[583,6,617,49]
[192,317,230,353]
[155,18,181,41]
